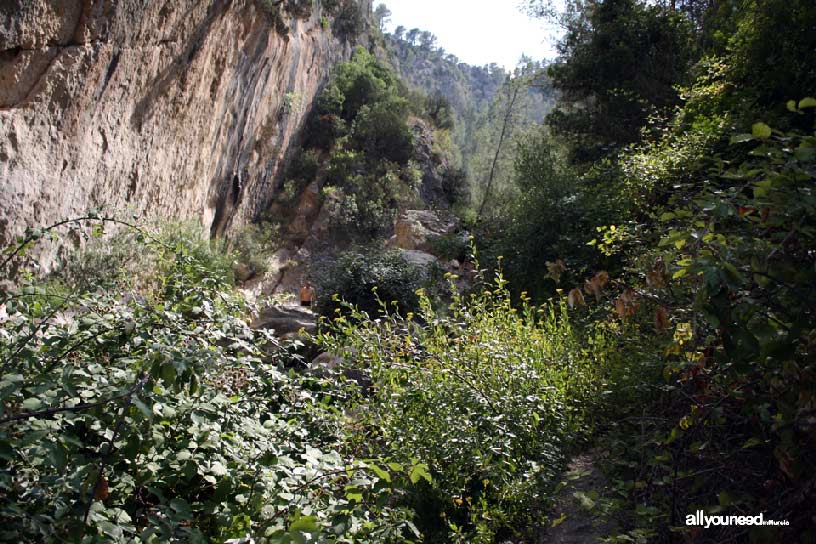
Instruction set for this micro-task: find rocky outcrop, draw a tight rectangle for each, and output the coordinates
[0,0,369,267]
[251,304,316,338]
[393,209,455,252]
[410,118,449,205]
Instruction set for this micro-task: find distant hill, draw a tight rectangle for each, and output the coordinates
[379,27,556,210]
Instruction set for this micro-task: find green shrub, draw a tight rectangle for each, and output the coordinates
[323,151,407,237]
[426,232,468,262]
[351,100,414,164]
[0,217,420,543]
[286,148,321,182]
[56,221,234,294]
[603,116,816,540]
[333,1,365,38]
[317,270,616,542]
[224,221,281,280]
[312,249,423,317]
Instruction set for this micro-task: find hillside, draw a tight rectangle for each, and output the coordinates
[380,29,556,207]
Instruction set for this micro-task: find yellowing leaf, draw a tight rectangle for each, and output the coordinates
[567,288,585,309]
[654,306,670,332]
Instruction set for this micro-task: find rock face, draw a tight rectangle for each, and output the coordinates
[410,118,450,205]
[393,209,455,252]
[0,0,369,266]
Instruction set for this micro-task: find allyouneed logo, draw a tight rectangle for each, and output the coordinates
[686,511,790,528]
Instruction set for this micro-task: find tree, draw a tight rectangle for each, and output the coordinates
[351,99,414,164]
[425,91,455,130]
[477,83,521,219]
[545,0,695,164]
[393,24,405,40]
[406,27,420,46]
[374,3,391,32]
[418,30,437,50]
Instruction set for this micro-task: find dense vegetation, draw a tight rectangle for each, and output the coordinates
[487,0,816,540]
[1,0,814,542]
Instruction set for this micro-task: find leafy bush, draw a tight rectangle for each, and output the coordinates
[333,1,366,38]
[57,221,234,294]
[323,150,412,237]
[481,129,619,300]
[317,270,617,542]
[304,49,420,239]
[601,114,816,541]
[312,249,423,317]
[286,148,321,183]
[317,48,398,123]
[224,221,281,280]
[351,100,414,165]
[425,92,455,130]
[0,218,421,543]
[426,233,468,262]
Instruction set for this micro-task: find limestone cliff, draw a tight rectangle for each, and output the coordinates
[0,0,369,265]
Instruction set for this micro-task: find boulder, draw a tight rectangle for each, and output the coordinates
[234,262,255,283]
[308,352,344,377]
[400,249,438,268]
[394,209,455,252]
[251,305,316,337]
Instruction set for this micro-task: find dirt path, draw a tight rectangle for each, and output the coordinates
[539,451,617,544]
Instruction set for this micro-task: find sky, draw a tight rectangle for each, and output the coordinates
[381,0,560,69]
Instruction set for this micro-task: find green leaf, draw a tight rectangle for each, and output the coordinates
[787,100,798,112]
[289,515,319,532]
[742,437,764,449]
[367,463,391,483]
[753,179,772,199]
[798,97,816,109]
[132,397,151,418]
[409,463,432,484]
[21,398,42,411]
[573,491,596,510]
[346,491,363,502]
[751,122,772,139]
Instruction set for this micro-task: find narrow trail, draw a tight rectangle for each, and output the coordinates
[539,451,617,544]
